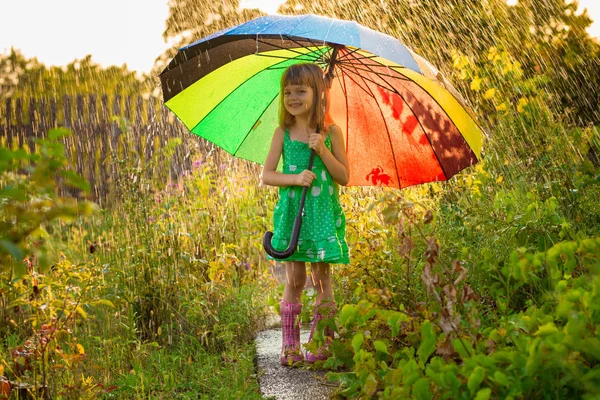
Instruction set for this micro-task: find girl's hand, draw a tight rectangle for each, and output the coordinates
[295,170,316,187]
[308,132,325,156]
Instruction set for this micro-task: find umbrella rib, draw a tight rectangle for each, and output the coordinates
[336,47,363,61]
[373,69,451,180]
[346,61,401,187]
[257,52,321,64]
[235,90,280,157]
[338,60,410,71]
[339,70,350,153]
[340,63,411,88]
[337,52,380,63]
[254,39,319,58]
[342,50,411,83]
[337,69,377,100]
[342,66,397,94]
[375,62,481,176]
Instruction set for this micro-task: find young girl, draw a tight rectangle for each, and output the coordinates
[261,63,350,365]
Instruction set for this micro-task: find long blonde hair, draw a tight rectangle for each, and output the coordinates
[279,63,327,131]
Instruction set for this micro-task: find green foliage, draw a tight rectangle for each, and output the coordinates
[0,49,150,104]
[320,34,599,397]
[0,129,272,398]
[0,129,95,276]
[327,191,600,398]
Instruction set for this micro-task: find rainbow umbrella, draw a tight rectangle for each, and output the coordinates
[160,14,484,189]
[160,14,485,258]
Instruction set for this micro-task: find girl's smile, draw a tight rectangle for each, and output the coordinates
[284,84,314,117]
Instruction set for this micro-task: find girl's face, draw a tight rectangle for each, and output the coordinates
[283,84,314,118]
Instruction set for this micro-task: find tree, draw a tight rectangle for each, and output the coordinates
[0,48,150,101]
[152,0,263,81]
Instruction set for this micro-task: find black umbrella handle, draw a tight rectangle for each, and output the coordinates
[263,149,317,259]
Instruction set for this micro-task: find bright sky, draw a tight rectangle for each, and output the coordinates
[0,0,598,74]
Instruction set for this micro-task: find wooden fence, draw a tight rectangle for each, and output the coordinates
[0,94,204,204]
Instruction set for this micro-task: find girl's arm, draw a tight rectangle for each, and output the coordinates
[261,127,316,187]
[311,124,350,186]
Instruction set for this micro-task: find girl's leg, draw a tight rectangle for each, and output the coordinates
[306,262,336,363]
[283,261,307,303]
[280,261,306,365]
[310,262,333,305]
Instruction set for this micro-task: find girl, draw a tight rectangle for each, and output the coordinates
[262,63,350,365]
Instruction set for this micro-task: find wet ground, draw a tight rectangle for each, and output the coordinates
[256,262,336,399]
[255,326,335,400]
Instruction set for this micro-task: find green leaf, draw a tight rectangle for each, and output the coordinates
[374,340,389,355]
[475,388,492,400]
[61,170,91,192]
[12,259,27,279]
[363,373,378,396]
[417,321,436,362]
[468,367,484,395]
[534,322,559,336]
[96,299,115,308]
[581,338,600,360]
[48,128,71,140]
[352,333,364,353]
[412,377,432,400]
[388,311,408,337]
[493,371,509,387]
[0,239,25,261]
[76,306,88,319]
[340,304,358,326]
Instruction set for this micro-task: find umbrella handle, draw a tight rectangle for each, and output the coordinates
[263,149,317,259]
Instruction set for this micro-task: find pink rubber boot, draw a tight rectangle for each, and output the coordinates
[280,300,304,366]
[306,302,336,363]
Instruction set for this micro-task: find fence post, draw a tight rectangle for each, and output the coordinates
[147,96,156,124]
[5,99,13,148]
[39,98,47,131]
[50,98,57,128]
[86,94,98,199]
[88,94,97,126]
[61,95,74,184]
[63,94,72,129]
[133,96,143,157]
[100,95,109,127]
[107,94,121,198]
[27,99,38,153]
[15,98,24,148]
[124,96,131,121]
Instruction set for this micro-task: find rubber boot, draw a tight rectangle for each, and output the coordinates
[306,301,335,363]
[280,300,303,365]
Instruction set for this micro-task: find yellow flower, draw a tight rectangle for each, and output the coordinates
[501,64,513,76]
[496,102,508,112]
[470,77,483,91]
[452,52,470,70]
[483,88,497,100]
[517,97,529,113]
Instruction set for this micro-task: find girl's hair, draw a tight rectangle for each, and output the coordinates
[279,63,328,130]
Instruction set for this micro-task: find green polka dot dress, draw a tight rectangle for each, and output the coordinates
[269,127,350,264]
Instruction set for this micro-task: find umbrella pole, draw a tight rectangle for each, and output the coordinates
[263,149,316,259]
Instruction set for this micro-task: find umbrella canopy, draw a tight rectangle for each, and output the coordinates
[160,14,484,189]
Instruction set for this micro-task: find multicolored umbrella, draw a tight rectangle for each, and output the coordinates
[160,14,484,189]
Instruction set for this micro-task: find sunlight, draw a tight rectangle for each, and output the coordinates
[239,0,287,14]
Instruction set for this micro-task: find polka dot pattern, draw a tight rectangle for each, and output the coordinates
[268,128,350,264]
